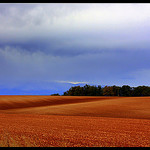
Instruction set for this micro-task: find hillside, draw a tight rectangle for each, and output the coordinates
[0,96,150,119]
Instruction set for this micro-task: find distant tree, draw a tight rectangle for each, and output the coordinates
[132,86,150,96]
[63,86,84,96]
[73,86,84,96]
[97,85,103,96]
[63,84,103,96]
[62,84,150,97]
[87,85,97,96]
[103,86,114,96]
[83,85,100,96]
[63,92,67,96]
[83,84,90,96]
[120,85,132,96]
[141,86,150,96]
[67,86,77,96]
[112,85,121,96]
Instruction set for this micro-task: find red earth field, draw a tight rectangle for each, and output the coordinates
[0,96,150,147]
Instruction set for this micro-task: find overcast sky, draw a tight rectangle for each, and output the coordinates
[0,3,150,95]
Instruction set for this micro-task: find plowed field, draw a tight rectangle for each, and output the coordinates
[0,96,150,147]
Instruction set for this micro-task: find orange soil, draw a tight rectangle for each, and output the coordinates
[0,96,120,109]
[0,96,150,147]
[0,96,150,119]
[0,114,150,147]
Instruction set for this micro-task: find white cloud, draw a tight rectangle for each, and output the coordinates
[55,80,89,85]
[1,3,150,50]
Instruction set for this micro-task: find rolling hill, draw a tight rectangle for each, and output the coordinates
[0,96,150,119]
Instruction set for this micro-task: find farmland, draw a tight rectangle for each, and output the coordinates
[0,96,150,147]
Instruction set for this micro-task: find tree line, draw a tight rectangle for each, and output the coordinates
[62,84,150,96]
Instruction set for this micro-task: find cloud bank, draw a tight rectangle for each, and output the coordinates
[0,3,150,94]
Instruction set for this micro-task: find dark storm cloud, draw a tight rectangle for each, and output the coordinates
[0,46,150,89]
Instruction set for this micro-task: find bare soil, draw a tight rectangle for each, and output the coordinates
[0,96,150,147]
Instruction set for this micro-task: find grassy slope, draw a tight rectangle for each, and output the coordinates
[0,96,150,119]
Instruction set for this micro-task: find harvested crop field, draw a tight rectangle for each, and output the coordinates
[0,114,150,147]
[0,96,150,147]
